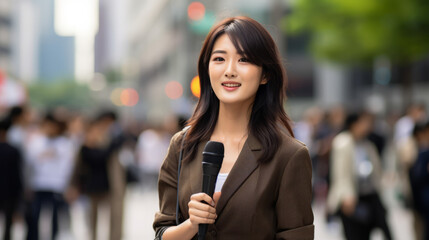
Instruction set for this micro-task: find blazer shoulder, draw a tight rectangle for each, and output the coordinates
[279,130,308,152]
[271,130,311,170]
[169,127,189,148]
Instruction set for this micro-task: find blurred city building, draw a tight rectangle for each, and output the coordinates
[38,0,75,82]
[2,0,428,119]
[0,0,12,71]
[0,0,26,110]
[95,0,127,74]
[124,0,292,123]
[11,0,75,82]
[10,0,38,82]
[125,0,193,122]
[122,0,429,122]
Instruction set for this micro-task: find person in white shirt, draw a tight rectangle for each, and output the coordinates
[393,103,427,240]
[26,113,75,240]
[136,127,171,189]
[394,104,426,144]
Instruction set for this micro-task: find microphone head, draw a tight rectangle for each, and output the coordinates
[202,141,224,166]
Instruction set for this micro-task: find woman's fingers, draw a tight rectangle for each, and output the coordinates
[188,193,218,226]
[190,192,215,206]
[189,207,217,220]
[188,197,217,214]
[189,214,216,224]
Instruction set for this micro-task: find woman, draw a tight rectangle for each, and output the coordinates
[327,112,392,240]
[153,16,314,240]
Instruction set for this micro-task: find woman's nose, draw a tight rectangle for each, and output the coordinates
[224,61,237,78]
[225,72,237,78]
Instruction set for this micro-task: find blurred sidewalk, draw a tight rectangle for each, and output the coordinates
[1,184,414,239]
[0,185,159,240]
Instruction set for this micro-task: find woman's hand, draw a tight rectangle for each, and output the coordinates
[341,197,356,216]
[188,192,221,229]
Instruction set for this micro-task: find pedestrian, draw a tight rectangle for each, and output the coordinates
[0,117,23,240]
[409,122,429,240]
[136,121,174,190]
[6,105,30,150]
[26,113,74,240]
[394,104,427,239]
[67,112,126,240]
[153,16,314,239]
[327,111,392,240]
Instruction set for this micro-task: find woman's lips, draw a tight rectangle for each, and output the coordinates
[221,82,241,91]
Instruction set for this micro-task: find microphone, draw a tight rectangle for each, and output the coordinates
[199,141,224,240]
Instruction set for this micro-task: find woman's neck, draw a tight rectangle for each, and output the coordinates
[212,102,251,141]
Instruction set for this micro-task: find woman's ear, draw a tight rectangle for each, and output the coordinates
[260,72,268,85]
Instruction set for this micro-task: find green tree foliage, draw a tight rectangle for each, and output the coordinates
[105,68,122,84]
[285,0,429,65]
[28,80,94,110]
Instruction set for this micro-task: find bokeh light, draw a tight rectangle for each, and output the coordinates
[110,88,124,106]
[187,2,205,21]
[120,88,139,106]
[0,71,4,86]
[89,73,106,91]
[190,75,200,98]
[165,81,183,100]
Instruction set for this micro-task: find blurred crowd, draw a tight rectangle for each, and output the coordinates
[1,103,429,240]
[294,103,429,240]
[0,105,184,240]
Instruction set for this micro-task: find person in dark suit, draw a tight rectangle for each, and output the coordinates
[410,122,429,240]
[153,16,314,240]
[67,114,126,240]
[0,118,23,240]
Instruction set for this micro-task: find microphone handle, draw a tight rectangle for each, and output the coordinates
[198,225,208,240]
[201,162,220,194]
[198,163,220,239]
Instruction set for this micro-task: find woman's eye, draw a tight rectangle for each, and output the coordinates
[239,57,249,62]
[213,57,224,61]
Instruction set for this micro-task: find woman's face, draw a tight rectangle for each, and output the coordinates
[208,34,266,106]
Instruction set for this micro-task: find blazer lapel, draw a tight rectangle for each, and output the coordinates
[216,134,261,216]
[189,140,207,197]
[179,139,207,219]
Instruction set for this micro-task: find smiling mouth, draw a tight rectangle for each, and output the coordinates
[221,83,241,87]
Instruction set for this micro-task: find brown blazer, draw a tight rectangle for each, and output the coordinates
[154,129,314,240]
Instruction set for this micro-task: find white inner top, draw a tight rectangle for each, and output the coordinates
[215,173,229,193]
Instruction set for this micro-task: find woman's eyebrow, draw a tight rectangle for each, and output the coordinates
[212,50,227,55]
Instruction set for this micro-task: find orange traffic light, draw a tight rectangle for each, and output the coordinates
[190,75,200,98]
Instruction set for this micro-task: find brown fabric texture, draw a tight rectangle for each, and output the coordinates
[154,130,314,240]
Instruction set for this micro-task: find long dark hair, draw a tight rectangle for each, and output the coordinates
[184,16,293,164]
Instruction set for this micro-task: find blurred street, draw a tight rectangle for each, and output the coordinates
[0,183,415,240]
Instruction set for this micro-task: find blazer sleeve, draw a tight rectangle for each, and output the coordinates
[153,131,182,234]
[276,146,314,240]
